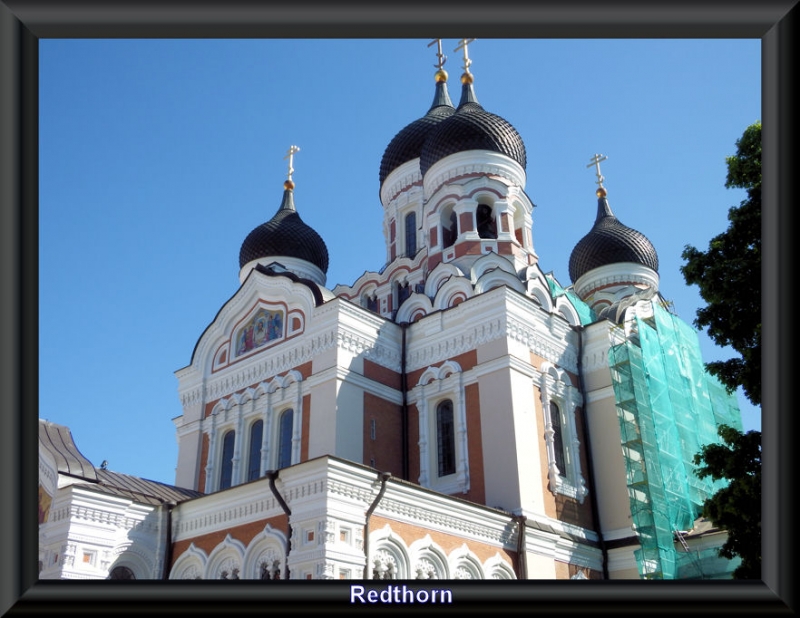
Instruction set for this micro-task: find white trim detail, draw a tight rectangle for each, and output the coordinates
[537,362,588,503]
[413,361,470,495]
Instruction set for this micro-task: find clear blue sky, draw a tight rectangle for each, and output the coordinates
[39,38,761,486]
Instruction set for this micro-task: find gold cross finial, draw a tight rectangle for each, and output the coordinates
[284,145,300,183]
[454,38,476,73]
[587,153,608,189]
[428,39,447,70]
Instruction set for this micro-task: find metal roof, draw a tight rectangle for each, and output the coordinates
[40,419,203,506]
[90,469,203,506]
[39,419,98,481]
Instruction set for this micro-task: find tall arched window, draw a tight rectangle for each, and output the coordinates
[405,211,417,256]
[476,203,496,239]
[436,400,456,477]
[442,210,458,248]
[550,401,566,474]
[247,420,263,481]
[219,429,235,489]
[277,409,293,469]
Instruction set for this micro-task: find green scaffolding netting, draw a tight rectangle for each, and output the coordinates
[545,274,597,326]
[607,301,743,579]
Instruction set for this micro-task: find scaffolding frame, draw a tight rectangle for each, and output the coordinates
[607,301,743,579]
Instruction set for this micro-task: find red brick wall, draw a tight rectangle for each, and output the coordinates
[170,513,289,570]
[301,394,311,461]
[363,393,403,476]
[462,382,485,504]
[406,350,477,387]
[198,433,209,492]
[370,513,517,574]
[363,360,401,390]
[407,403,420,483]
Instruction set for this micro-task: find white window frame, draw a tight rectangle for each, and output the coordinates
[412,361,470,495]
[538,363,588,503]
[203,371,303,492]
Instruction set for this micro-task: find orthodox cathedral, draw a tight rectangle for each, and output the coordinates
[38,40,743,582]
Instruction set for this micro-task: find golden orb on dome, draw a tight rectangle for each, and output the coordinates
[284,179,295,190]
[596,187,607,198]
[434,69,448,83]
[460,71,474,85]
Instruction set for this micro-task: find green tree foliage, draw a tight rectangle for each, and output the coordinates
[686,123,762,579]
[680,121,761,406]
[693,425,761,579]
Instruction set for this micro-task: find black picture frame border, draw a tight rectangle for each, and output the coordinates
[1,1,795,614]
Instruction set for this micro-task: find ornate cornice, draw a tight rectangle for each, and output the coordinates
[423,151,526,200]
[173,495,285,539]
[180,319,403,408]
[405,288,579,374]
[47,503,157,533]
[375,493,516,548]
[380,159,423,207]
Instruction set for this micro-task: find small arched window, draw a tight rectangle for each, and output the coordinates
[405,211,417,257]
[247,420,263,481]
[550,402,566,474]
[278,409,293,469]
[436,400,456,477]
[477,203,497,239]
[219,429,235,489]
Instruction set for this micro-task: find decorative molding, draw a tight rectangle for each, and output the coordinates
[380,158,423,207]
[423,151,526,200]
[181,322,403,408]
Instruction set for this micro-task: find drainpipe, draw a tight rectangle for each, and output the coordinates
[400,322,409,481]
[161,501,176,580]
[573,324,609,580]
[513,514,527,579]
[266,470,292,580]
[364,471,391,578]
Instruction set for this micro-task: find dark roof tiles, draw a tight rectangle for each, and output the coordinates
[379,79,455,184]
[419,82,527,177]
[239,188,329,273]
[568,197,659,283]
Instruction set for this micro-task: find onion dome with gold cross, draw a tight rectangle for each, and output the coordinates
[419,39,526,178]
[239,146,329,286]
[568,155,659,288]
[379,41,456,186]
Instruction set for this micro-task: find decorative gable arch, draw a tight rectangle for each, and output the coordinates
[526,277,554,313]
[432,276,473,311]
[470,251,517,283]
[409,535,450,579]
[484,553,517,579]
[425,262,465,298]
[554,295,581,327]
[473,267,526,295]
[205,534,247,579]
[244,524,288,580]
[169,543,208,580]
[395,293,433,324]
[448,544,485,579]
[369,525,411,579]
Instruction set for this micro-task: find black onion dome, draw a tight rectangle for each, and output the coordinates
[419,78,526,177]
[379,77,455,184]
[239,187,329,273]
[568,195,659,284]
